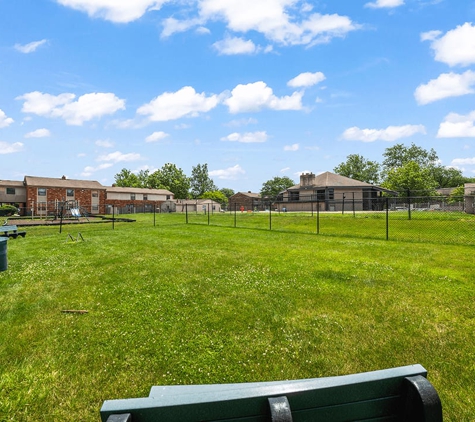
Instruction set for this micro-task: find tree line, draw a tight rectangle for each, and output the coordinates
[333,143,475,198]
[114,163,233,204]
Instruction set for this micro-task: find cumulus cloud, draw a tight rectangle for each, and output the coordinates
[97,151,143,163]
[224,81,303,113]
[284,143,299,151]
[145,131,169,142]
[423,22,475,67]
[55,0,169,23]
[220,131,268,143]
[414,71,475,105]
[96,139,114,147]
[213,36,259,55]
[209,164,245,180]
[137,86,219,121]
[365,0,404,9]
[437,111,475,138]
[451,157,475,166]
[164,0,360,47]
[0,109,14,128]
[14,39,47,53]
[287,71,326,88]
[81,163,113,177]
[17,91,125,125]
[0,141,24,154]
[25,128,51,138]
[342,124,426,142]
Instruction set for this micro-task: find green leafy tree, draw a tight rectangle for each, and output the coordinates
[382,143,438,173]
[114,168,141,187]
[219,188,235,199]
[190,163,217,198]
[149,163,190,199]
[260,176,295,199]
[200,190,228,206]
[430,166,466,188]
[381,161,438,197]
[447,185,465,204]
[334,154,381,184]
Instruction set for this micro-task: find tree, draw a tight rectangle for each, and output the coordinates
[382,143,438,173]
[260,176,295,199]
[114,168,140,187]
[149,163,190,199]
[333,154,381,184]
[219,188,235,199]
[447,185,465,204]
[190,163,217,198]
[200,190,228,206]
[430,166,466,188]
[381,161,438,197]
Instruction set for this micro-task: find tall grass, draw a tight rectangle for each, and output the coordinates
[0,215,474,421]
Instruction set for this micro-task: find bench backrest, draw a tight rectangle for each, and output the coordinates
[100,364,442,422]
[0,225,18,232]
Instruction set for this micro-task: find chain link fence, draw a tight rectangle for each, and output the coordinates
[183,195,475,246]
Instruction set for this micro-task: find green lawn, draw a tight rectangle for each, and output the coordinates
[1,214,474,421]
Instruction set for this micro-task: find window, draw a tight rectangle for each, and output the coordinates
[92,191,98,198]
[92,205,99,211]
[6,187,15,195]
[327,189,334,200]
[131,194,136,200]
[38,202,47,211]
[67,189,74,197]
[143,194,148,201]
[166,195,170,200]
[290,191,300,201]
[316,190,325,201]
[38,188,46,196]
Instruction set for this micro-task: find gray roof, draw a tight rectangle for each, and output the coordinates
[233,192,261,198]
[106,186,174,195]
[24,176,105,189]
[0,180,24,187]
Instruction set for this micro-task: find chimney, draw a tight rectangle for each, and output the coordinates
[61,175,66,180]
[300,172,315,187]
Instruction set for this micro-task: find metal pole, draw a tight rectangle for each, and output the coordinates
[186,203,188,224]
[112,204,115,230]
[154,201,156,226]
[208,203,210,225]
[352,192,355,217]
[386,197,389,240]
[316,200,320,234]
[407,189,412,220]
[342,194,345,215]
[269,201,272,231]
[234,202,237,228]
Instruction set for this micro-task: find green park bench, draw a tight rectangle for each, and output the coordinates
[100,364,442,421]
[0,225,26,239]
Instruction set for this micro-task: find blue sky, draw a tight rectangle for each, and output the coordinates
[1,0,475,193]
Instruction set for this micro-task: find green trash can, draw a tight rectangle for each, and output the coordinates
[0,237,7,272]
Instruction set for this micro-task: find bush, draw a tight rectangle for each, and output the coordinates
[0,204,18,216]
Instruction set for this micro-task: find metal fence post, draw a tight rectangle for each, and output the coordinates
[234,202,237,228]
[208,203,210,225]
[386,197,389,240]
[316,200,320,234]
[186,203,188,224]
[269,201,272,231]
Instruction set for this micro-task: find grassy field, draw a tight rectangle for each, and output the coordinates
[0,214,474,421]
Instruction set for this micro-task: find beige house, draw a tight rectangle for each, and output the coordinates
[0,180,26,210]
[280,172,394,212]
[105,186,174,214]
[464,183,475,214]
[175,199,222,213]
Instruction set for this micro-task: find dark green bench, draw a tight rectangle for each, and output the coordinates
[100,364,442,421]
[0,225,26,239]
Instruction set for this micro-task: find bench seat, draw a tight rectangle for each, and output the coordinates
[0,225,26,239]
[100,364,442,422]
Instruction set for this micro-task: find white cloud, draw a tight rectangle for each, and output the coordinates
[55,0,169,23]
[81,163,113,177]
[284,143,299,151]
[342,124,426,142]
[97,151,143,163]
[96,139,114,147]
[0,141,24,154]
[423,23,475,67]
[437,111,475,138]
[177,0,360,47]
[365,0,404,9]
[17,91,125,125]
[161,17,203,38]
[288,71,325,88]
[0,109,14,128]
[14,39,47,53]
[225,117,258,127]
[209,164,245,180]
[145,131,169,142]
[414,71,475,105]
[137,86,219,121]
[451,157,475,166]
[221,131,268,143]
[25,128,51,138]
[213,36,258,55]
[224,81,303,113]
[280,167,290,172]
